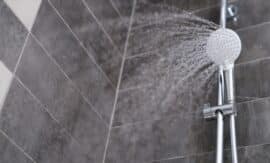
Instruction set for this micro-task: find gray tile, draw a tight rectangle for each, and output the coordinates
[32,0,116,123]
[0,1,28,71]
[0,132,33,163]
[115,62,217,125]
[193,6,220,25]
[106,115,216,163]
[127,2,217,57]
[0,79,90,163]
[235,98,270,147]
[195,0,270,30]
[110,0,134,17]
[153,152,215,163]
[229,0,270,29]
[236,23,270,64]
[154,144,270,163]
[83,0,128,51]
[49,0,123,84]
[16,35,108,162]
[235,58,270,99]
[236,144,270,163]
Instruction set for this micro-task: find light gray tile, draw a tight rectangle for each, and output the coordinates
[4,0,41,31]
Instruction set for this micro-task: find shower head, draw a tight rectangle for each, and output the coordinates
[206,28,241,67]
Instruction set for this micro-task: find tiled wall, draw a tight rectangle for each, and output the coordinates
[104,0,270,163]
[0,0,133,162]
[2,0,270,163]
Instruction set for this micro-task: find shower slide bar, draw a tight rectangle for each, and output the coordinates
[202,0,239,163]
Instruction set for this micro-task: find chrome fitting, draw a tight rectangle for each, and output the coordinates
[203,103,236,119]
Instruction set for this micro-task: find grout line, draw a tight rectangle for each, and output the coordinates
[30,33,109,127]
[111,93,270,129]
[81,0,121,53]
[236,21,270,32]
[235,55,270,67]
[153,141,270,162]
[109,0,123,19]
[191,4,219,14]
[0,129,37,163]
[13,33,30,75]
[47,0,116,88]
[119,83,152,92]
[102,0,137,162]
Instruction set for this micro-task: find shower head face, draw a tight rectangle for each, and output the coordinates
[206,28,242,66]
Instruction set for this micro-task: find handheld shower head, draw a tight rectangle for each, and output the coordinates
[206,28,242,67]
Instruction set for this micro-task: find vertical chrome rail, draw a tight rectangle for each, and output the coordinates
[224,65,238,163]
[220,0,227,28]
[230,115,238,163]
[216,111,224,163]
[216,66,224,163]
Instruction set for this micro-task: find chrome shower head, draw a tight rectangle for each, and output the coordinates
[206,28,241,67]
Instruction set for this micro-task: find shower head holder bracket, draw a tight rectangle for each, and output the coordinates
[203,103,236,119]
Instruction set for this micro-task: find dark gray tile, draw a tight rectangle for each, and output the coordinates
[230,0,270,29]
[0,1,28,71]
[193,6,220,25]
[236,144,270,163]
[236,23,270,64]
[32,0,115,123]
[115,61,217,125]
[154,144,270,163]
[153,152,215,163]
[0,132,33,163]
[16,35,108,162]
[83,0,129,51]
[127,2,217,57]
[49,0,123,84]
[0,79,90,163]
[110,0,134,17]
[234,98,270,147]
[106,115,216,163]
[235,58,270,99]
[195,0,270,30]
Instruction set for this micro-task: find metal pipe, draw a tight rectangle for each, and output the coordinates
[223,66,238,163]
[216,111,224,163]
[218,66,225,106]
[220,0,227,28]
[230,115,238,163]
[223,64,235,105]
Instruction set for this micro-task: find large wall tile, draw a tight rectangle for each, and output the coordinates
[115,61,216,126]
[0,79,90,163]
[0,1,28,71]
[110,0,134,17]
[15,35,108,162]
[31,0,115,123]
[154,144,270,163]
[236,23,270,64]
[83,0,128,52]
[49,0,123,84]
[195,0,270,30]
[106,115,216,163]
[0,132,34,163]
[235,98,270,147]
[235,58,270,99]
